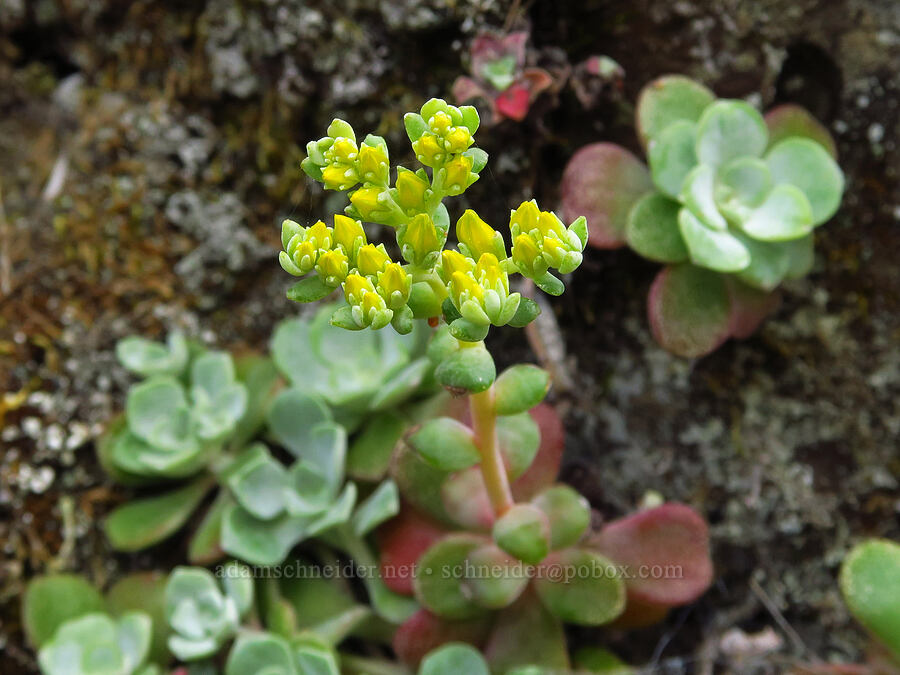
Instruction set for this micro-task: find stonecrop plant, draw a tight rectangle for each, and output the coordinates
[562,75,845,357]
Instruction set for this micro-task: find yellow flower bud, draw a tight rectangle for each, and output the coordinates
[291,240,318,274]
[512,233,546,279]
[316,249,349,286]
[333,214,367,257]
[474,253,508,295]
[329,138,358,163]
[412,134,445,167]
[509,200,541,238]
[429,111,453,135]
[305,221,333,250]
[444,127,472,153]
[395,170,429,213]
[377,262,412,309]
[349,187,385,222]
[444,155,473,196]
[356,243,391,277]
[322,164,359,191]
[398,213,444,267]
[344,273,392,329]
[358,144,389,184]
[344,273,375,303]
[538,211,567,239]
[439,249,474,283]
[456,209,502,260]
[450,271,484,304]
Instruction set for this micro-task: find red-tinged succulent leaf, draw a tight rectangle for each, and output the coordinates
[441,467,495,531]
[726,277,780,340]
[377,505,448,595]
[647,264,732,358]
[452,76,492,105]
[390,439,453,524]
[765,104,837,159]
[607,593,671,630]
[636,75,715,149]
[521,68,555,96]
[591,503,713,609]
[393,609,490,668]
[496,85,531,121]
[484,588,570,673]
[511,403,564,501]
[560,143,654,249]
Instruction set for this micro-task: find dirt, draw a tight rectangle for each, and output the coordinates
[1,0,898,673]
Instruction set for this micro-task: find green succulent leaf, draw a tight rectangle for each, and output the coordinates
[370,358,431,411]
[352,480,400,536]
[116,332,189,378]
[463,544,529,610]
[484,590,569,673]
[463,147,489,174]
[740,183,814,241]
[435,344,496,394]
[493,504,550,565]
[126,377,196,453]
[764,103,837,159]
[766,137,844,225]
[624,192,689,263]
[347,412,407,481]
[410,417,480,472]
[730,231,795,291]
[531,485,591,550]
[38,612,153,675]
[572,647,635,675]
[221,504,310,567]
[694,100,768,167]
[636,75,715,147]
[22,575,105,648]
[678,209,750,273]
[106,572,171,667]
[267,388,333,459]
[840,539,900,661]
[287,276,334,304]
[306,483,358,536]
[494,364,550,416]
[680,165,727,231]
[419,643,490,675]
[534,549,626,625]
[414,535,488,620]
[227,444,291,520]
[648,120,698,198]
[508,297,541,327]
[714,157,773,223]
[225,632,295,675]
[534,272,564,297]
[448,317,490,342]
[166,566,243,661]
[497,412,540,480]
[104,475,215,552]
[404,113,429,143]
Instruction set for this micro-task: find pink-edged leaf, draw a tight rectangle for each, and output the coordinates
[495,85,531,121]
[765,104,837,159]
[470,31,528,86]
[636,75,715,150]
[726,277,780,340]
[441,467,495,531]
[452,76,492,105]
[520,68,555,97]
[560,143,653,249]
[377,504,448,595]
[393,608,490,668]
[591,503,713,610]
[500,31,529,69]
[511,403,564,502]
[647,264,732,358]
[484,587,570,672]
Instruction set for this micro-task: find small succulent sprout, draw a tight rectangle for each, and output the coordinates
[116,331,189,377]
[165,565,252,661]
[510,200,588,295]
[840,539,900,661]
[38,612,157,675]
[492,503,550,564]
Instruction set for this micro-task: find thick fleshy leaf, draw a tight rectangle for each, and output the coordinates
[188,492,230,565]
[493,365,550,416]
[230,354,282,451]
[511,404,564,501]
[104,475,215,551]
[840,539,900,660]
[680,165,727,231]
[766,137,844,225]
[636,75,715,148]
[419,643,490,675]
[267,388,332,459]
[409,417,480,472]
[591,503,713,610]
[393,610,490,668]
[413,535,489,619]
[390,440,453,524]
[379,507,448,595]
[220,503,308,566]
[95,416,160,487]
[497,412,540,481]
[725,277,780,340]
[441,467,494,531]
[534,549,626,625]
[731,231,809,292]
[287,276,334,303]
[352,480,400,536]
[493,504,550,564]
[648,120,699,198]
[560,143,653,248]
[714,157,773,223]
[370,358,431,411]
[226,444,290,520]
[435,345,496,394]
[126,377,195,452]
[22,575,105,647]
[347,412,407,481]
[741,184,813,241]
[572,648,635,675]
[106,572,171,666]
[225,632,294,675]
[463,544,529,609]
[764,104,837,159]
[116,332,189,378]
[678,209,750,272]
[531,485,591,550]
[784,233,815,280]
[624,192,689,263]
[695,100,768,167]
[484,589,569,673]
[647,264,731,359]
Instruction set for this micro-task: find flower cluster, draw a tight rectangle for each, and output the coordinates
[280,98,587,342]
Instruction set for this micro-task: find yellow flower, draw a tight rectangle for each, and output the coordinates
[333,214,367,258]
[358,144,389,184]
[444,127,472,154]
[316,249,349,287]
[398,213,444,268]
[376,262,412,309]
[509,200,541,238]
[343,273,392,329]
[322,164,358,191]
[356,243,391,277]
[456,209,503,261]
[344,273,374,303]
[305,221,333,250]
[538,211,567,239]
[474,253,508,295]
[444,155,474,196]
[511,233,545,278]
[329,138,358,163]
[412,134,445,167]
[349,187,385,222]
[439,249,474,283]
[450,271,484,304]
[429,111,453,135]
[395,170,429,213]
